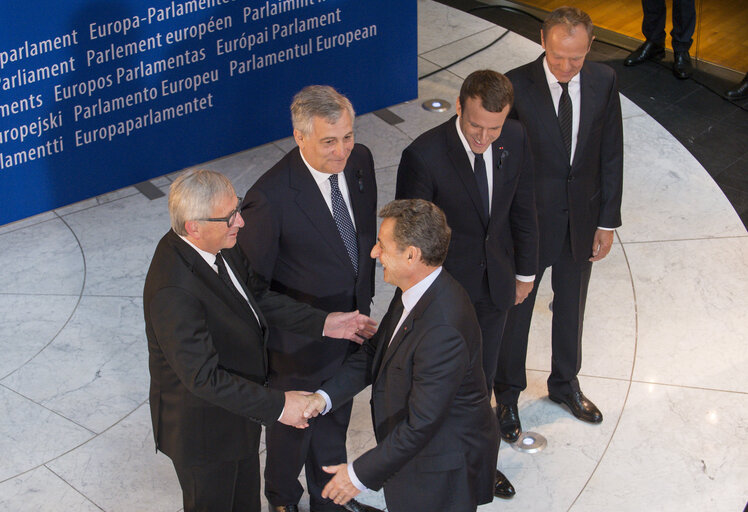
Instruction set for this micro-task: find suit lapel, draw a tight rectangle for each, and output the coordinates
[446,120,489,227]
[375,274,443,380]
[572,64,596,170]
[221,251,268,335]
[171,233,262,335]
[528,55,569,163]
[288,149,357,275]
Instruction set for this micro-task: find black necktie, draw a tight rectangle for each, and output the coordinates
[215,253,249,306]
[473,152,490,220]
[558,81,573,159]
[329,174,359,276]
[385,294,405,348]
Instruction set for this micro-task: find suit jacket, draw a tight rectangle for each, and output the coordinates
[144,230,327,466]
[507,55,623,267]
[238,144,377,387]
[396,116,538,311]
[322,270,498,511]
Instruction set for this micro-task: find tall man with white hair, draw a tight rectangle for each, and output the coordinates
[239,86,378,512]
[144,169,376,512]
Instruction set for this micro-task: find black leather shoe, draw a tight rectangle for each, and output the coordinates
[624,40,665,66]
[726,74,748,100]
[673,51,693,79]
[497,403,522,443]
[494,470,516,499]
[269,505,298,512]
[343,499,384,512]
[549,390,603,423]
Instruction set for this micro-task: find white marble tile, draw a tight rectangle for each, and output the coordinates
[0,211,57,235]
[523,244,635,382]
[354,113,414,170]
[618,113,746,242]
[625,237,748,392]
[2,296,149,433]
[0,385,93,482]
[198,142,287,197]
[0,294,79,379]
[417,0,496,54]
[47,403,183,512]
[0,218,84,295]
[422,29,543,78]
[62,193,170,297]
[375,165,398,213]
[573,383,748,512]
[417,55,442,77]
[482,373,630,511]
[386,71,463,140]
[0,466,101,512]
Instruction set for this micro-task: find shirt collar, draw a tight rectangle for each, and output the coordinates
[542,56,581,87]
[401,267,442,312]
[299,148,344,186]
[180,234,219,268]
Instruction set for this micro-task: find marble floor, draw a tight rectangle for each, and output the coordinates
[1,1,746,511]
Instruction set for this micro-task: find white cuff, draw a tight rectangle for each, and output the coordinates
[316,389,333,415]
[348,463,368,491]
[515,274,535,282]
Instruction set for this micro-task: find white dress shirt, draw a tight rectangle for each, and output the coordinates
[542,57,581,164]
[542,58,614,232]
[179,235,261,326]
[455,117,534,282]
[299,150,356,229]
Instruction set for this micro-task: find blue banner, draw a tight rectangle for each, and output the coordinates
[0,0,417,225]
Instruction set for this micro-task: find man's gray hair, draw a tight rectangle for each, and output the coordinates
[169,169,235,236]
[379,199,452,267]
[290,85,355,135]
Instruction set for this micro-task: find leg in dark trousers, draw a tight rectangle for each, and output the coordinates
[174,457,260,512]
[547,233,593,396]
[264,399,353,511]
[494,266,547,406]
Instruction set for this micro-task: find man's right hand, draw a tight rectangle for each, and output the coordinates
[279,391,314,428]
[303,392,327,419]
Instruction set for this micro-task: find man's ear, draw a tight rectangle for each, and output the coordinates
[184,220,200,239]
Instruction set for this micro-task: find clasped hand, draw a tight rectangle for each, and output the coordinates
[278,392,328,428]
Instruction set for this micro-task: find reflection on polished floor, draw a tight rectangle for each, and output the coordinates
[0,1,746,511]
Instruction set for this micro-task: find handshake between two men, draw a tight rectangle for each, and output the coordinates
[277,310,378,429]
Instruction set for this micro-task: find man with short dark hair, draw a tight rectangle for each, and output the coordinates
[144,169,376,512]
[238,86,377,512]
[496,6,623,435]
[396,69,538,498]
[306,199,499,512]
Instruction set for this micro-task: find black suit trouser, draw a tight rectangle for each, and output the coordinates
[641,0,696,52]
[494,228,592,404]
[473,272,508,396]
[264,397,353,511]
[173,457,260,512]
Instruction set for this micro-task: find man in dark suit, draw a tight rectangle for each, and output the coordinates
[495,7,623,436]
[306,199,498,512]
[396,69,538,498]
[238,86,377,512]
[144,170,376,512]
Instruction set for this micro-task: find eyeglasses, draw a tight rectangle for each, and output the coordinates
[197,197,243,227]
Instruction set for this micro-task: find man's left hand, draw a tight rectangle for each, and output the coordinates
[589,229,615,262]
[515,279,534,305]
[321,464,360,505]
[324,311,378,344]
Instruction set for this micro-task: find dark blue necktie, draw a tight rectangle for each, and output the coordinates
[329,173,358,275]
[474,152,490,220]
